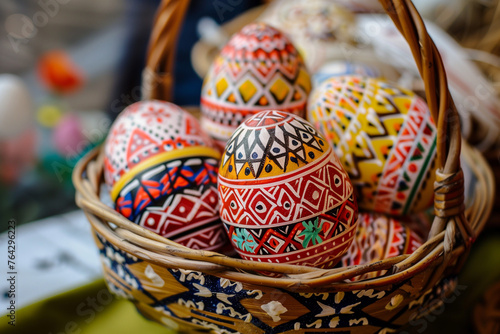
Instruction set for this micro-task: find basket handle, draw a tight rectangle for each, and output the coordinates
[142,0,472,245]
[378,0,472,246]
[141,0,190,101]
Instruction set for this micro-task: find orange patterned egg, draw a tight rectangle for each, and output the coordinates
[218,110,358,270]
[201,23,312,149]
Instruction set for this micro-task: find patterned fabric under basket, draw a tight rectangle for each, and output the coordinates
[73,0,495,333]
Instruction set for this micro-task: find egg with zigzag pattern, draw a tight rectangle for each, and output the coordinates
[308,75,437,216]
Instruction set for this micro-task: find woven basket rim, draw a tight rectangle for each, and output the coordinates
[73,138,494,291]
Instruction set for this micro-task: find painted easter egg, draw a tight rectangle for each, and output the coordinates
[308,75,437,216]
[200,23,312,149]
[339,211,424,281]
[104,100,228,251]
[104,100,215,187]
[218,110,358,269]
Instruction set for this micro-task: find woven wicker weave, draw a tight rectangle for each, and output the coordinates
[73,0,495,332]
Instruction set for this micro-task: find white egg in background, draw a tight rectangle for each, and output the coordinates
[0,74,34,139]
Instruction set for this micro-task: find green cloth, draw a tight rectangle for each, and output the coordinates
[0,279,173,334]
[2,232,499,334]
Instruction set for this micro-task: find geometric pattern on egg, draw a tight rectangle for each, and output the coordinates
[219,109,329,180]
[104,100,215,188]
[308,75,437,216]
[218,110,358,270]
[113,155,228,252]
[339,211,424,281]
[201,23,312,148]
[104,100,228,252]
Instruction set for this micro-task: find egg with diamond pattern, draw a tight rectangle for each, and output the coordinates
[218,110,358,270]
[200,22,312,150]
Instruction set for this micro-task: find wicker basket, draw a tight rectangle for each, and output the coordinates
[73,0,495,333]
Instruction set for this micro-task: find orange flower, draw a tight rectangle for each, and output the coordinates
[37,50,84,94]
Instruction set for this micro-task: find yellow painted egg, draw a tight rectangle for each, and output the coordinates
[308,75,437,216]
[103,100,228,251]
[218,110,358,270]
[201,23,312,149]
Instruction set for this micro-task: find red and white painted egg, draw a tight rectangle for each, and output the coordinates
[218,110,358,269]
[104,100,228,251]
[339,211,424,281]
[104,100,215,187]
[201,23,312,149]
